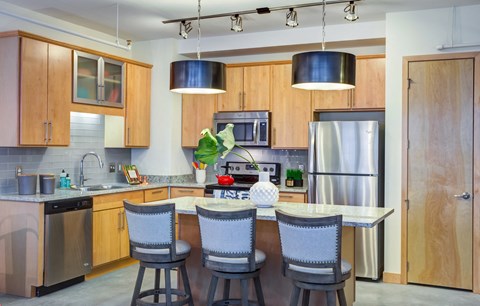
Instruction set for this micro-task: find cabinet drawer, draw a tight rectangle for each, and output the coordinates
[144,187,168,202]
[170,187,204,198]
[93,190,144,211]
[278,192,306,203]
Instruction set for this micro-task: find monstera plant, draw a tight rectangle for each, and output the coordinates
[194,123,259,171]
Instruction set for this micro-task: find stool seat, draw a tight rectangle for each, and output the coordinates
[124,201,194,306]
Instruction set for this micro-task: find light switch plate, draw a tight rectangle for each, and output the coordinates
[109,163,116,173]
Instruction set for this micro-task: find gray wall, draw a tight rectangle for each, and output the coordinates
[0,112,131,194]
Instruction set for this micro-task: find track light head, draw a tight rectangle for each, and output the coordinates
[230,14,243,32]
[286,8,298,28]
[344,1,359,22]
[179,20,192,39]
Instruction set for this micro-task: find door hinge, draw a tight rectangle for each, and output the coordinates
[408,78,412,89]
[405,199,410,210]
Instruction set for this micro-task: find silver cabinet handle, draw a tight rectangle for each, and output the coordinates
[44,121,48,143]
[179,189,194,193]
[453,192,471,200]
[238,92,242,109]
[48,121,52,142]
[127,127,130,145]
[242,92,246,109]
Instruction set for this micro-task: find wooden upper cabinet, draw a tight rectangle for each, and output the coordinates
[20,38,71,146]
[353,56,385,109]
[312,55,385,111]
[217,65,271,112]
[271,64,311,149]
[182,94,216,148]
[125,63,151,147]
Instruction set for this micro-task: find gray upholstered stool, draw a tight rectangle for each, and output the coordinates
[196,206,266,306]
[275,210,352,306]
[124,200,194,306]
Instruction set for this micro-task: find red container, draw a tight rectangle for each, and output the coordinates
[216,174,234,185]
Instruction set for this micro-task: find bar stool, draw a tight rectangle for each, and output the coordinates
[123,200,194,306]
[196,205,266,306]
[275,210,351,306]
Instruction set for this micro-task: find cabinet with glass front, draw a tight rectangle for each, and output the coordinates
[73,51,125,108]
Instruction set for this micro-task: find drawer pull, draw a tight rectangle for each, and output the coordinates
[280,195,293,198]
[151,190,165,194]
[179,190,194,193]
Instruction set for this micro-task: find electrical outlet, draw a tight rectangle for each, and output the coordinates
[298,164,305,172]
[117,163,123,173]
[109,163,116,173]
[15,166,22,178]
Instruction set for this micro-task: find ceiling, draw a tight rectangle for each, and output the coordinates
[1,0,478,42]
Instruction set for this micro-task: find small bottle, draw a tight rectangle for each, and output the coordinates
[60,169,66,188]
[65,174,71,188]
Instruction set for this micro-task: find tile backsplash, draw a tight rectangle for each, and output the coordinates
[0,112,131,194]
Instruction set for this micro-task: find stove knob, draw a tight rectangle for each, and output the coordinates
[269,167,274,172]
[263,167,268,172]
[235,166,240,171]
[230,166,234,171]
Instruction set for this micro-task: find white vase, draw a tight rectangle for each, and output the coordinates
[249,171,279,208]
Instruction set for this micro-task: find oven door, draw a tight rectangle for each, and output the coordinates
[205,187,250,199]
[215,119,268,146]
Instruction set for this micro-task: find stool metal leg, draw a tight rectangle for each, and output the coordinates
[253,276,265,306]
[326,290,336,306]
[180,264,194,306]
[301,289,310,306]
[290,285,301,306]
[337,288,347,306]
[131,265,146,306]
[154,269,161,303]
[207,275,219,306]
[223,279,231,300]
[240,279,249,306]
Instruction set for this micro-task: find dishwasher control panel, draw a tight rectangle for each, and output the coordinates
[45,197,93,214]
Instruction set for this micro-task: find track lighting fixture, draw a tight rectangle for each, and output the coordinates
[179,20,192,39]
[344,1,359,21]
[286,8,298,28]
[230,14,243,32]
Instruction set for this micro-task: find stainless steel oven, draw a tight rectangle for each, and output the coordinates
[213,111,270,146]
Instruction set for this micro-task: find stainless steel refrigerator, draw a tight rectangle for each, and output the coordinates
[308,121,384,280]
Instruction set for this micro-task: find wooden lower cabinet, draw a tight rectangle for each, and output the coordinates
[170,187,204,198]
[92,190,143,267]
[278,192,307,203]
[144,187,168,202]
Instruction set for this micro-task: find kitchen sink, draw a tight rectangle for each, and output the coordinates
[68,184,130,192]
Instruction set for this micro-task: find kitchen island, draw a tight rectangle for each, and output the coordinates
[152,196,394,306]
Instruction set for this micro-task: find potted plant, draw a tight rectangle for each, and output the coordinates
[285,169,295,187]
[292,169,304,187]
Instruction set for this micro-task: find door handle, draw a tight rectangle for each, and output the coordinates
[453,192,471,200]
[253,120,258,144]
[48,121,52,142]
[44,121,48,143]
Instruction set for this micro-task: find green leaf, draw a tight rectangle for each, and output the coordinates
[216,123,235,159]
[194,129,219,165]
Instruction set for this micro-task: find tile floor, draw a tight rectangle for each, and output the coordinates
[1,265,480,305]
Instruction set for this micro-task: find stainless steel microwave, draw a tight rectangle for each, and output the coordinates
[213,112,270,146]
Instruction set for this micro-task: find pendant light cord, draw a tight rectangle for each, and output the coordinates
[197,0,201,60]
[321,0,326,51]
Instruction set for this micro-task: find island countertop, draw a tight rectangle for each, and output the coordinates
[151,196,394,228]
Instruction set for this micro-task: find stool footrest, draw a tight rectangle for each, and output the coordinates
[212,299,261,306]
[137,288,192,306]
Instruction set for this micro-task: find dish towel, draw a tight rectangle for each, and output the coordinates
[213,190,250,200]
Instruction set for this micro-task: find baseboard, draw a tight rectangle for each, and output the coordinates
[86,257,138,280]
[383,272,402,284]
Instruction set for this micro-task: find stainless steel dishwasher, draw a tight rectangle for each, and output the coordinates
[39,197,93,295]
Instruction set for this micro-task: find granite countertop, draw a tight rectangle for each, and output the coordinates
[151,196,394,228]
[0,181,307,203]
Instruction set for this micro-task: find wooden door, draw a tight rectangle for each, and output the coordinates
[20,37,48,146]
[271,64,311,149]
[312,89,352,110]
[354,57,385,109]
[125,63,151,147]
[93,208,121,266]
[407,58,473,289]
[217,66,243,112]
[47,44,71,146]
[181,94,216,147]
[119,207,130,259]
[243,65,271,111]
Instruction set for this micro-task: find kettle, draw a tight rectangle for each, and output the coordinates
[216,174,234,185]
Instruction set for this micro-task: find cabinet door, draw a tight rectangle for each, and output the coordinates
[312,89,352,111]
[217,66,243,112]
[243,65,271,111]
[119,207,130,259]
[93,208,121,267]
[47,44,71,146]
[19,38,48,146]
[103,58,125,107]
[182,94,216,148]
[278,192,307,203]
[353,57,385,109]
[73,51,100,104]
[145,188,168,202]
[170,187,204,198]
[271,64,311,149]
[125,63,151,147]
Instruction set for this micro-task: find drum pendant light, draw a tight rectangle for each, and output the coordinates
[170,0,226,94]
[292,0,355,90]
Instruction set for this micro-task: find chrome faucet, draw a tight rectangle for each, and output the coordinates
[79,152,104,187]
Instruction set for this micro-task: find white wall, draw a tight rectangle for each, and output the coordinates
[384,4,480,274]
